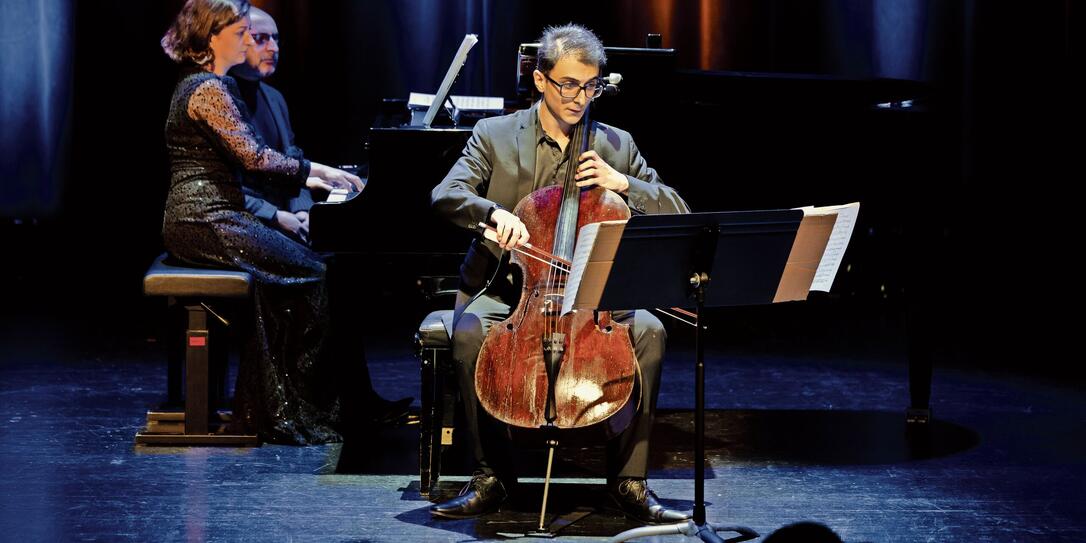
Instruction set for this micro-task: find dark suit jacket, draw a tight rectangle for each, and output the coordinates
[235,80,314,221]
[432,102,690,292]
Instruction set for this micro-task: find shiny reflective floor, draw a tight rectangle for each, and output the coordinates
[1,301,1083,542]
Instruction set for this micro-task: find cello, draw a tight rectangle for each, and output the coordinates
[473,73,638,532]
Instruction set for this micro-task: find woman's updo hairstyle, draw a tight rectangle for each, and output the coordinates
[161,0,250,65]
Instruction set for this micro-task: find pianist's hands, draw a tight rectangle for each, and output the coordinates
[490,208,530,251]
[307,162,365,192]
[575,151,629,194]
[275,210,309,244]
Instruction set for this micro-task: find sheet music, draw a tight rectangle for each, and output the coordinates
[422,34,478,127]
[808,202,860,292]
[561,220,628,315]
[408,92,502,112]
[562,224,599,316]
[774,211,837,303]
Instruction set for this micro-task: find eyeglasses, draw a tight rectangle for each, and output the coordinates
[251,32,279,46]
[544,74,604,99]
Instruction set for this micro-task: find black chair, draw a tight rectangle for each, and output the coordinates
[414,309,459,498]
[136,253,258,446]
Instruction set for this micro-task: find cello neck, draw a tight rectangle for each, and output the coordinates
[552,103,592,262]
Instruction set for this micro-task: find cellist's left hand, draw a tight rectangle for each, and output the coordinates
[575,151,629,194]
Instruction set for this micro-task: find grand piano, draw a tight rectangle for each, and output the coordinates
[307,104,475,303]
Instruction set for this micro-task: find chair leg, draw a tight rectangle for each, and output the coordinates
[419,346,441,498]
[439,351,457,448]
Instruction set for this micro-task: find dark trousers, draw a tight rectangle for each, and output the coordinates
[452,286,665,481]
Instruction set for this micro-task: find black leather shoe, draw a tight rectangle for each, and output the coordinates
[430,472,507,519]
[609,478,690,524]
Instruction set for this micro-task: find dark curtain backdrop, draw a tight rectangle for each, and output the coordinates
[6,0,960,222]
[13,0,966,262]
[0,0,72,218]
[0,0,1079,373]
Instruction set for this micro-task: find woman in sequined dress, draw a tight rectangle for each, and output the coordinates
[160,0,363,444]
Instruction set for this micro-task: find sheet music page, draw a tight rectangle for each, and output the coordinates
[449,95,503,110]
[409,92,502,111]
[809,202,860,292]
[422,34,478,127]
[561,220,627,315]
[774,212,837,303]
[562,223,600,316]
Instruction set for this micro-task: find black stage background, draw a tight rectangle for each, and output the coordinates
[1,0,1080,378]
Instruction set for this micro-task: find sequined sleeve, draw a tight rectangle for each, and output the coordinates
[187,78,311,184]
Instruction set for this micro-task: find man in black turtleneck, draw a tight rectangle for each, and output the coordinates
[229,7,411,427]
[229,6,315,243]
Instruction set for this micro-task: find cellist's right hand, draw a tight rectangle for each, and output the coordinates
[490,208,530,250]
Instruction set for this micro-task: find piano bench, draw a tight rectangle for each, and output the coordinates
[136,253,258,446]
[415,309,458,498]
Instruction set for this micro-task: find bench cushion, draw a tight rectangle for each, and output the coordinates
[417,310,454,348]
[143,254,252,298]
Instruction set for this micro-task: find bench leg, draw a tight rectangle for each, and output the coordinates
[185,304,210,435]
[165,299,184,407]
[210,317,229,411]
[136,299,257,447]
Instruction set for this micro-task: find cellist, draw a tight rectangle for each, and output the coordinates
[430,24,690,522]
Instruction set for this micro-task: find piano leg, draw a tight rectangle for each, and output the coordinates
[904,267,933,427]
[905,330,933,425]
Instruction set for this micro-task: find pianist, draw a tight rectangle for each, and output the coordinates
[228,7,412,429]
[429,24,689,523]
[229,7,349,244]
[160,0,364,444]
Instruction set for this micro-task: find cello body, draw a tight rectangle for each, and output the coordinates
[474,181,639,439]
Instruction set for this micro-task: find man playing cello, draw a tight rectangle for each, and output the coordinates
[430,23,689,523]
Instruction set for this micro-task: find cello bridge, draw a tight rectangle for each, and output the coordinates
[541,294,564,317]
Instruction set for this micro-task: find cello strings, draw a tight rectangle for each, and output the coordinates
[553,109,584,338]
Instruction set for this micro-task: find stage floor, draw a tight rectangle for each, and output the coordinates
[0,307,1083,542]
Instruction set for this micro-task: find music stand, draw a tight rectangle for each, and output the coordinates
[575,209,805,543]
[412,34,478,128]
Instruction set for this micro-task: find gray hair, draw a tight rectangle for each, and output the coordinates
[161,0,251,65]
[536,23,607,73]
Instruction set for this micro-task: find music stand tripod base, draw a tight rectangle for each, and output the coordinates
[606,277,759,543]
[608,520,759,543]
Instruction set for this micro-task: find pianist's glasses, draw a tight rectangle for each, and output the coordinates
[544,74,604,99]
[251,32,279,46]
